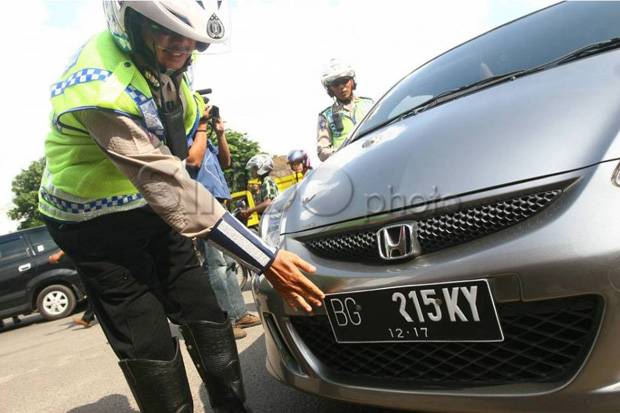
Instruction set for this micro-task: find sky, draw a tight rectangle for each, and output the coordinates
[0,0,557,234]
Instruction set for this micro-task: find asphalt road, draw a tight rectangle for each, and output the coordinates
[0,292,407,413]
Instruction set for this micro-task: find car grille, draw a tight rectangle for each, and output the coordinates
[304,189,561,262]
[290,295,601,388]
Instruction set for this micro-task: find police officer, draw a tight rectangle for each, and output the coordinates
[39,1,324,412]
[317,59,375,161]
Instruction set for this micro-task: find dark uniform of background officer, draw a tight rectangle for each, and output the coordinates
[39,1,324,412]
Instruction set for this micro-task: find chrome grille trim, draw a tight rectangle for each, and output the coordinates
[304,189,562,262]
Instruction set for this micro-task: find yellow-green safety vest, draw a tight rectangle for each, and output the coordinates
[320,96,374,150]
[39,31,205,222]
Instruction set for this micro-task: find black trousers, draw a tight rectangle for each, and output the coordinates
[45,207,225,361]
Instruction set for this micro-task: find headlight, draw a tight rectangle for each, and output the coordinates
[259,185,298,248]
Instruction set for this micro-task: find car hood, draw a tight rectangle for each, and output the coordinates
[284,51,620,233]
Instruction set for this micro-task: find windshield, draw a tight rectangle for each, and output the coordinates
[355,1,620,139]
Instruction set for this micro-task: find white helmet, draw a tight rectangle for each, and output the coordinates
[104,0,228,54]
[321,58,356,88]
[246,154,273,176]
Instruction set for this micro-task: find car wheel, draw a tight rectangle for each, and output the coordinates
[36,284,76,320]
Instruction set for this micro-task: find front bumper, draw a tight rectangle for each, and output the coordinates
[253,161,620,413]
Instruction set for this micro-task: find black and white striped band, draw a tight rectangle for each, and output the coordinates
[208,212,277,274]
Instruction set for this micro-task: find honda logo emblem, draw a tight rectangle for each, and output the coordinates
[376,223,421,261]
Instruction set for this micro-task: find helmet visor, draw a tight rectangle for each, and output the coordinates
[328,76,354,88]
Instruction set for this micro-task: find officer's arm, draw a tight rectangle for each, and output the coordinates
[317,114,334,161]
[75,110,324,310]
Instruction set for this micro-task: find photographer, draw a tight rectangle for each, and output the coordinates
[190,105,261,340]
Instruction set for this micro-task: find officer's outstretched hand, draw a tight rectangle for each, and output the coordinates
[264,250,325,313]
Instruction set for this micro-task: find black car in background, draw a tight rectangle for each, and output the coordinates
[0,226,86,323]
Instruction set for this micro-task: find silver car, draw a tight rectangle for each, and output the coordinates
[254,2,620,412]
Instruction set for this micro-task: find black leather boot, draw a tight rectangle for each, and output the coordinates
[180,320,251,413]
[118,339,193,413]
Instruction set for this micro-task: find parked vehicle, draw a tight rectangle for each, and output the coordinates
[0,226,86,322]
[254,2,620,412]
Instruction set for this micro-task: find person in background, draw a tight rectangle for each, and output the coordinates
[240,154,280,219]
[74,304,95,328]
[188,106,261,340]
[287,149,312,181]
[317,58,375,161]
[247,180,261,205]
[48,250,95,328]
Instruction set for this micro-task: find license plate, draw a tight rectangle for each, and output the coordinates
[324,279,504,343]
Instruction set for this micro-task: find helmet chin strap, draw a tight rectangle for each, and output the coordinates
[336,96,353,105]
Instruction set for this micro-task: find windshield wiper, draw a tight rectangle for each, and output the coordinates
[406,37,620,119]
[363,69,529,134]
[353,37,620,142]
[403,70,529,117]
[549,37,620,67]
[356,69,531,139]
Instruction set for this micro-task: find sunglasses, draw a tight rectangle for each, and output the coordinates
[147,21,177,38]
[329,77,353,87]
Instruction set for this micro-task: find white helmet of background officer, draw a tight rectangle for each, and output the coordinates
[320,58,356,95]
[104,0,228,54]
[246,154,273,176]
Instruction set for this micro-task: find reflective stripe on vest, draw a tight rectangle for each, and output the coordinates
[125,85,166,140]
[40,188,143,215]
[50,68,112,97]
[126,85,201,148]
[38,168,147,222]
